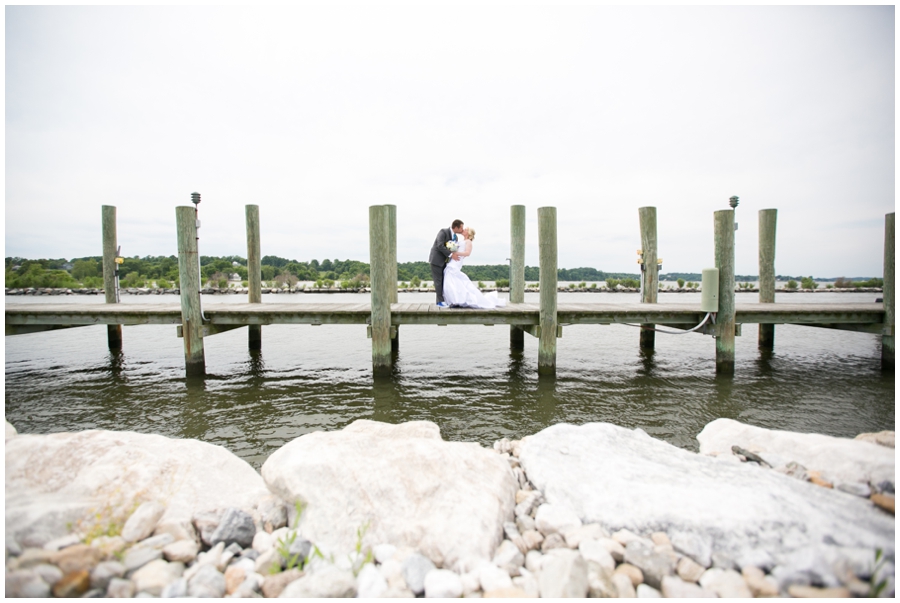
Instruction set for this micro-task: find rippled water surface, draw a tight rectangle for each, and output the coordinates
[5,292,894,469]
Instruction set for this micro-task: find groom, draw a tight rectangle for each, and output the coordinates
[429,219,465,307]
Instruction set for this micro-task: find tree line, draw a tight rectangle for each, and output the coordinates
[4,255,882,290]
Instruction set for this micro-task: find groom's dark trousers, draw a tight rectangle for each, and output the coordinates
[429,227,454,303]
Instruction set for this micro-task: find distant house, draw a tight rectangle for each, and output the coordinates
[232,261,241,267]
[229,273,242,282]
[62,263,74,271]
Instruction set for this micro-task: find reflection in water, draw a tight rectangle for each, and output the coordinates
[5,292,894,470]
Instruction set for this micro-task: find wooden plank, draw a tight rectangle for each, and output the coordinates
[639,206,658,349]
[758,208,777,350]
[715,209,736,375]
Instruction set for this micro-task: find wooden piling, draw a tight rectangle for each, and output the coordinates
[884,212,895,370]
[246,205,262,350]
[538,207,558,375]
[638,206,658,349]
[101,205,122,349]
[714,210,736,375]
[386,204,399,351]
[176,205,205,376]
[758,209,777,350]
[369,205,392,375]
[510,204,526,350]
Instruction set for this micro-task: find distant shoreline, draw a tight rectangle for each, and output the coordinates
[4,286,884,297]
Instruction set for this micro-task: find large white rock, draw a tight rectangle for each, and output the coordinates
[261,420,517,570]
[6,420,17,441]
[518,423,894,574]
[6,430,270,549]
[697,418,894,487]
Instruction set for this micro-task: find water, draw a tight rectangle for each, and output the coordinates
[5,292,893,469]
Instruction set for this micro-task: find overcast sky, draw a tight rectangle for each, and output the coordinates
[5,5,895,277]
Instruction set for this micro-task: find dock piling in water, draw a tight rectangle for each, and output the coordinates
[714,209,736,375]
[246,204,262,350]
[510,204,526,350]
[884,212,895,370]
[369,205,392,376]
[758,209,777,350]
[387,204,399,351]
[101,205,122,350]
[176,204,206,376]
[538,207,558,375]
[639,206,658,349]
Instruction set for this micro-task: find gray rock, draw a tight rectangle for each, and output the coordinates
[285,534,312,566]
[424,569,463,598]
[479,562,513,592]
[402,552,436,595]
[356,563,388,598]
[261,420,517,571]
[209,507,256,549]
[534,503,581,536]
[188,564,226,597]
[279,565,356,598]
[636,583,662,597]
[518,423,895,573]
[122,501,166,543]
[193,509,226,546]
[123,545,164,574]
[6,431,269,550]
[163,539,199,564]
[132,559,185,597]
[32,563,63,587]
[538,548,588,597]
[623,539,677,589]
[586,562,617,598]
[161,577,188,598]
[699,567,752,597]
[661,575,716,597]
[5,569,50,598]
[492,539,525,575]
[373,543,397,564]
[838,482,872,497]
[257,495,288,532]
[106,577,135,598]
[698,418,894,488]
[579,538,615,570]
[90,560,126,590]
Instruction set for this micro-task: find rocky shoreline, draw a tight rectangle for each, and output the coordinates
[4,286,884,296]
[5,419,895,598]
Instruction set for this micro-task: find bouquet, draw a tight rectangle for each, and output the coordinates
[445,240,458,262]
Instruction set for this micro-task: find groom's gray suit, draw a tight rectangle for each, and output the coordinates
[429,227,457,303]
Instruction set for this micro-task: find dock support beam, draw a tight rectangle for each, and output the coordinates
[387,204,399,351]
[370,205,392,376]
[101,205,122,350]
[758,209,777,350]
[176,205,205,376]
[714,210,736,375]
[510,204,526,350]
[246,205,262,350]
[538,207,558,375]
[884,212,895,370]
[639,206,658,349]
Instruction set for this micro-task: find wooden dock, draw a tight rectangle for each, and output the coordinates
[6,301,886,333]
[4,201,894,377]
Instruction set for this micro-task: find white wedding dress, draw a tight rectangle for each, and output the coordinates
[443,240,507,309]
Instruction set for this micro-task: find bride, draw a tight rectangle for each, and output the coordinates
[442,227,507,309]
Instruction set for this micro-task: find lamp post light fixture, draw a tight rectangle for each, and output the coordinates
[729,196,739,230]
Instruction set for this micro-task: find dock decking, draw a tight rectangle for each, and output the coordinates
[6,301,886,332]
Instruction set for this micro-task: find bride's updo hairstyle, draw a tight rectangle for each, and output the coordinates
[466,227,476,240]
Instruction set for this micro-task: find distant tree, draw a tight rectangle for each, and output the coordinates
[72,259,99,280]
[677,278,685,288]
[785,280,798,290]
[800,276,817,290]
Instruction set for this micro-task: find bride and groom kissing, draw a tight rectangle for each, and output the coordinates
[429,220,507,310]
